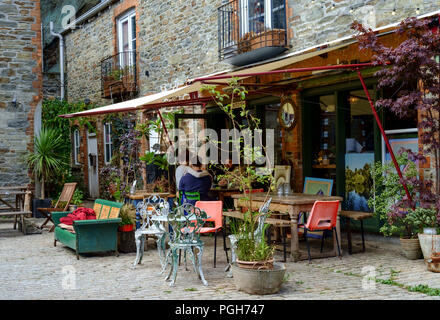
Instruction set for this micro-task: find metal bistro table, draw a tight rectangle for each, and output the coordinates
[230,192,343,262]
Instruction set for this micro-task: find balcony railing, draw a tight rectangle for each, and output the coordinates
[101,50,138,99]
[218,0,288,66]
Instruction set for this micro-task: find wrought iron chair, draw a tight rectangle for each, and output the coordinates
[162,203,208,286]
[132,195,169,268]
[228,197,272,265]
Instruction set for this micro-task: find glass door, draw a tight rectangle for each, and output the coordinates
[344,89,375,213]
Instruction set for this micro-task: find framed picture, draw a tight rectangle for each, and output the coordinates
[381,128,418,164]
[303,177,333,196]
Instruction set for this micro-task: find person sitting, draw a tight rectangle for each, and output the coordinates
[179,159,213,205]
[175,151,211,188]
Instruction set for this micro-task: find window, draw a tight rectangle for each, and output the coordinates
[240,0,286,35]
[117,9,136,67]
[73,129,80,165]
[103,123,113,164]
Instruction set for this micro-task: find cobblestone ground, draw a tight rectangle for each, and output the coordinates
[1,217,439,300]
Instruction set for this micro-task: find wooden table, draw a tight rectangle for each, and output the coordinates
[210,187,241,203]
[0,189,32,235]
[230,192,343,262]
[126,192,175,201]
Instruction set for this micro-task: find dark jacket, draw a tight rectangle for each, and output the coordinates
[179,172,212,204]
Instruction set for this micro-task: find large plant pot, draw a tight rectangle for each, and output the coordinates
[418,234,440,260]
[231,262,286,295]
[236,259,274,270]
[32,198,51,218]
[117,229,136,253]
[400,238,423,260]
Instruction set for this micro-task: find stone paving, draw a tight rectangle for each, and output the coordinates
[1,217,440,300]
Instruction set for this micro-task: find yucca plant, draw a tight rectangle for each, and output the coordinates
[27,127,68,199]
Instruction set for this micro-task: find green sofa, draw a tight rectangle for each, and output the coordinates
[52,199,123,259]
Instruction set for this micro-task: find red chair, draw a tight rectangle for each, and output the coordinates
[303,200,341,263]
[195,201,229,268]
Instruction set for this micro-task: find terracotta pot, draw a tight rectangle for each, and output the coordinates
[400,238,423,260]
[431,252,440,262]
[236,259,274,270]
[118,224,134,232]
[231,262,286,295]
[427,253,440,272]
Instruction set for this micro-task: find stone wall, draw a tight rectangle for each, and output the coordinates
[287,0,438,50]
[64,0,439,104]
[64,4,115,105]
[0,0,42,187]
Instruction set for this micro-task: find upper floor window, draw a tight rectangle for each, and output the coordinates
[117,9,136,67]
[241,0,286,35]
[103,123,113,164]
[73,129,80,165]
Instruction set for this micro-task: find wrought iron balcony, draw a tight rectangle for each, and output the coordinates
[101,50,138,99]
[218,0,288,66]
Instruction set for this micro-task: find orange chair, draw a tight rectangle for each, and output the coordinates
[195,201,229,268]
[303,200,341,263]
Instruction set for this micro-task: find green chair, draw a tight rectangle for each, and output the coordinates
[178,190,200,205]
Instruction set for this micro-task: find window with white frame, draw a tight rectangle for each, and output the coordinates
[73,129,80,165]
[240,0,285,35]
[117,9,136,68]
[103,123,113,164]
[149,126,160,154]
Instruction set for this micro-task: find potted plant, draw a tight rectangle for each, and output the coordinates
[118,203,135,232]
[368,153,422,259]
[407,207,440,260]
[117,203,137,253]
[202,79,285,295]
[27,127,67,218]
[68,189,84,212]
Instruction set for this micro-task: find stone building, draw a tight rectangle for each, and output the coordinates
[0,0,42,188]
[55,0,438,226]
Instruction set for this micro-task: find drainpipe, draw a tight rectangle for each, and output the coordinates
[50,21,65,100]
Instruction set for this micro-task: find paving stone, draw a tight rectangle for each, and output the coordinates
[0,218,439,300]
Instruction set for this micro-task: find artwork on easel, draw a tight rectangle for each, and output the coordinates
[303,177,333,196]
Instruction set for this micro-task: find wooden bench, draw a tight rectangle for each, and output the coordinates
[339,210,373,254]
[0,211,33,235]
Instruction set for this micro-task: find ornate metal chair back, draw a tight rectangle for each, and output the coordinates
[136,195,168,232]
[254,197,272,244]
[167,203,207,244]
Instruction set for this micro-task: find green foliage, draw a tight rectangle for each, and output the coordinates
[405,207,439,234]
[119,203,136,226]
[140,152,169,171]
[42,99,96,154]
[201,78,275,263]
[367,153,418,238]
[71,189,84,206]
[345,163,372,197]
[27,127,68,199]
[41,99,97,197]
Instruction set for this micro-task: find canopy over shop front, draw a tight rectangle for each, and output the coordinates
[58,11,440,202]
